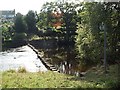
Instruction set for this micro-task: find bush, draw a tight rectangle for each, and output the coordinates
[12,33,27,43]
[106,79,120,88]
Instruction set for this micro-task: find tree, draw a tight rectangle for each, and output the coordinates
[60,2,80,41]
[37,11,48,30]
[103,2,120,63]
[13,13,27,44]
[76,2,120,68]
[38,2,80,41]
[76,2,110,68]
[2,21,15,42]
[14,13,27,33]
[25,10,38,34]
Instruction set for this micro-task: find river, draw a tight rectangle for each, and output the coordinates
[30,39,81,76]
[1,39,83,76]
[0,45,47,72]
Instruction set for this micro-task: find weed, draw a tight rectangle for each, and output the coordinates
[17,67,27,73]
[6,69,16,73]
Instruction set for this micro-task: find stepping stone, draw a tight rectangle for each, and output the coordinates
[49,65,55,67]
[51,69,57,71]
[50,67,56,69]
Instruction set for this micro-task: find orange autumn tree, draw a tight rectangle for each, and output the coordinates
[38,2,80,40]
[51,11,63,29]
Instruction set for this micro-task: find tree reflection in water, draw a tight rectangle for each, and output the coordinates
[30,39,81,76]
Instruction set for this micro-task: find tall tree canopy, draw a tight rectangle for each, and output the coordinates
[37,2,81,41]
[76,2,120,67]
[25,10,38,34]
[14,13,27,33]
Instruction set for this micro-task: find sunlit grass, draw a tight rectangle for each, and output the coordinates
[2,71,103,88]
[0,72,2,89]
[1,64,119,88]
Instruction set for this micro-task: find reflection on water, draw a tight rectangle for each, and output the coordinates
[30,39,81,76]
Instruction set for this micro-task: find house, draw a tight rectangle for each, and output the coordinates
[0,9,15,22]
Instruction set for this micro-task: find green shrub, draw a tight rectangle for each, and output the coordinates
[106,79,120,88]
[12,33,27,42]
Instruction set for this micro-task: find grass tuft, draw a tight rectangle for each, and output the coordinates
[5,69,16,73]
[17,67,27,73]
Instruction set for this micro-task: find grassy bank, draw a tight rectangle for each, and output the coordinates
[1,64,119,88]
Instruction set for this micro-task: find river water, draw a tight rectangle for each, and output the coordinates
[30,39,81,76]
[1,39,83,76]
[0,45,47,72]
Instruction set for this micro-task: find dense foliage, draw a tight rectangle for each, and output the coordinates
[37,2,80,41]
[2,21,14,41]
[76,2,120,66]
[25,10,38,34]
[14,13,27,33]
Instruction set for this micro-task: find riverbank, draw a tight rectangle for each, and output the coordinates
[1,64,119,88]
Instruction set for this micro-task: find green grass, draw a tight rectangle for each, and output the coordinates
[0,72,2,89]
[2,71,101,88]
[1,64,119,88]
[84,64,120,88]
